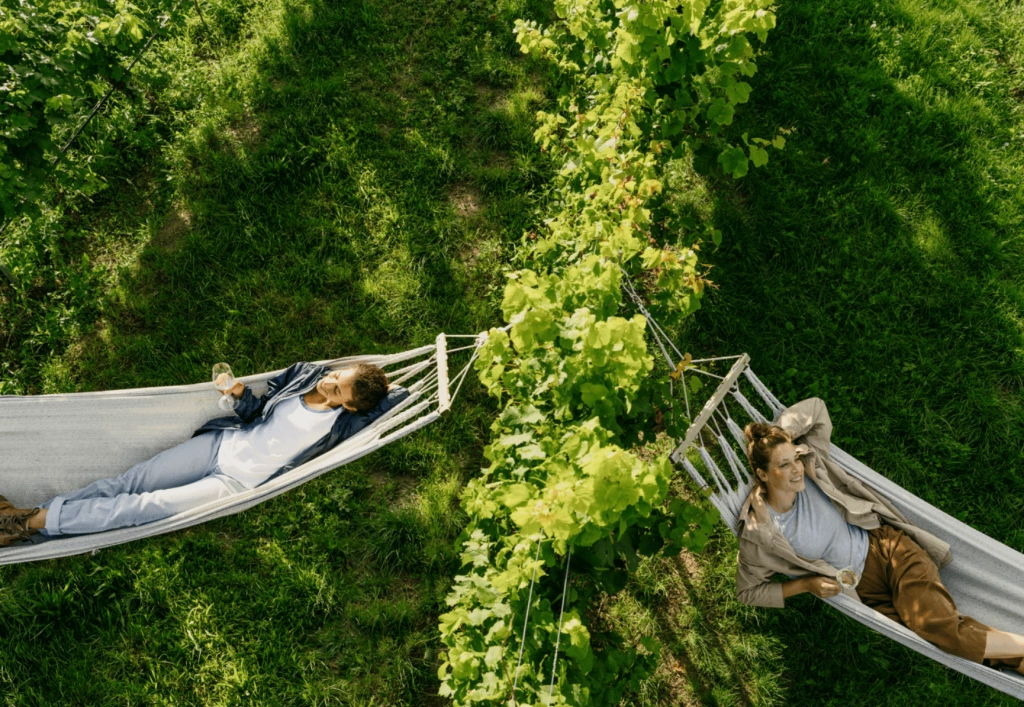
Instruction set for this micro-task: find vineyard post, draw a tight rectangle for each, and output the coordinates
[190,0,214,44]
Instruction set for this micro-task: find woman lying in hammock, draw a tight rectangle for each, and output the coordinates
[0,362,408,545]
[737,397,1024,674]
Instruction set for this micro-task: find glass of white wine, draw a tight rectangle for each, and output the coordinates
[212,362,238,411]
[836,567,859,592]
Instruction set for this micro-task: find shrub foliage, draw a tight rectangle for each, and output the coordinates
[0,0,180,221]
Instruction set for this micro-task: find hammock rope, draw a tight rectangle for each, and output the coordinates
[0,332,487,565]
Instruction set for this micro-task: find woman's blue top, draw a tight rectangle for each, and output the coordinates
[766,476,870,576]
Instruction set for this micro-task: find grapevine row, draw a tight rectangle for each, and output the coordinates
[438,0,780,704]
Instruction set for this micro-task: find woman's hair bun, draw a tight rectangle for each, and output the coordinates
[742,422,793,485]
[744,421,773,444]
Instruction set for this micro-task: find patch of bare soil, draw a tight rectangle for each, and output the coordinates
[676,548,703,580]
[485,151,512,172]
[227,110,261,147]
[459,244,484,270]
[370,470,419,508]
[475,84,508,111]
[449,185,483,218]
[153,204,192,252]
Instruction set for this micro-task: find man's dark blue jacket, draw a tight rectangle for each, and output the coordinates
[192,361,408,480]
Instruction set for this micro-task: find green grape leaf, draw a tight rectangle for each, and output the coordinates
[725,81,752,104]
[718,146,749,178]
[706,98,734,125]
[750,144,769,168]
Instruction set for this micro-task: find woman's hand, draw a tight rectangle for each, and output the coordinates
[803,576,842,599]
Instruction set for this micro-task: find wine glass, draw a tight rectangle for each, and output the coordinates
[836,567,859,592]
[212,362,238,411]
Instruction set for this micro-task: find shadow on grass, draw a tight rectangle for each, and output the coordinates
[71,0,552,389]
[670,555,757,707]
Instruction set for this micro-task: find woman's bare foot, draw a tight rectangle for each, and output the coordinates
[985,630,1024,662]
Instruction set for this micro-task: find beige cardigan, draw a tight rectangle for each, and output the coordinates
[735,397,952,608]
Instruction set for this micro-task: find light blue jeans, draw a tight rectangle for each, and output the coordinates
[39,432,247,536]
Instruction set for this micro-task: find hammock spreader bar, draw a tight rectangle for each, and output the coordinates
[669,355,1024,699]
[0,334,485,565]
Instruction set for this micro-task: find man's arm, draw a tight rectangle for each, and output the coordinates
[333,385,410,441]
[227,362,309,423]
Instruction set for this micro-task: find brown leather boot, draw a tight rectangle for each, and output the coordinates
[0,495,41,546]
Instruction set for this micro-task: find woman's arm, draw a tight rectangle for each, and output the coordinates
[782,578,808,600]
[775,397,833,453]
[737,554,787,607]
[738,547,843,607]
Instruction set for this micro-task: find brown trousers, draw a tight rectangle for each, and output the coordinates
[858,524,1022,669]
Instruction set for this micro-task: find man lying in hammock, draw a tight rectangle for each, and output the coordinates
[0,362,407,545]
[737,397,1024,674]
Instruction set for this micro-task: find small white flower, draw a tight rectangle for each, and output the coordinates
[870,22,877,28]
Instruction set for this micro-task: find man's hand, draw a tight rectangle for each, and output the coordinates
[221,381,245,398]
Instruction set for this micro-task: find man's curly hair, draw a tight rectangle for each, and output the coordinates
[349,363,389,412]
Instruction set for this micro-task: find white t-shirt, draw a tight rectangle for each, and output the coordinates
[216,394,342,489]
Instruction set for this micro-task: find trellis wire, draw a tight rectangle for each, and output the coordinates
[511,537,544,706]
[546,547,573,705]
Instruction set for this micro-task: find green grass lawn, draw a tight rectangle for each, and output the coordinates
[2,0,1024,704]
[604,0,1024,704]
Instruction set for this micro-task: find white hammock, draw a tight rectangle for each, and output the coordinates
[615,275,1024,699]
[668,355,1024,699]
[0,333,484,565]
